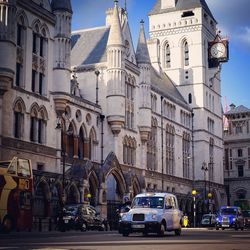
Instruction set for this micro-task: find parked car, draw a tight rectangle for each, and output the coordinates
[119,192,182,237]
[216,206,244,230]
[242,210,250,228]
[201,214,217,227]
[61,204,107,231]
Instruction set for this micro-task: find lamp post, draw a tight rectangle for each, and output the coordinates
[201,161,208,213]
[192,189,197,228]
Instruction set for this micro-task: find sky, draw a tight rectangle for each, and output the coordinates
[71,0,250,109]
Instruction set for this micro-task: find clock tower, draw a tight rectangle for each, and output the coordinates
[148,0,225,184]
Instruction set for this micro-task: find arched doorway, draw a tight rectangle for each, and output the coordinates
[67,184,80,204]
[33,181,51,218]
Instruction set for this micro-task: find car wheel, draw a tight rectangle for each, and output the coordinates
[222,227,225,230]
[81,222,87,232]
[216,226,219,230]
[174,228,181,236]
[143,231,148,236]
[122,230,129,237]
[99,223,106,231]
[157,223,165,237]
[2,216,13,233]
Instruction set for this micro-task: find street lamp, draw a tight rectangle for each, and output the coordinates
[192,189,197,228]
[201,161,208,213]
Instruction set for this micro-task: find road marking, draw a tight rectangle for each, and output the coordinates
[231,234,250,238]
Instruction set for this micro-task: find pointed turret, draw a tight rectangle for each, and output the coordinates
[107,0,123,46]
[136,20,150,64]
[51,0,72,14]
[106,0,125,137]
[136,20,152,143]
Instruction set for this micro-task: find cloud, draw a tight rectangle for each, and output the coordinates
[207,0,250,50]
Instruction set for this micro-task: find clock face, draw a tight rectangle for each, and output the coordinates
[210,42,226,59]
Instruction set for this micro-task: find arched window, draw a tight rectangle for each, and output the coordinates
[125,76,135,129]
[78,126,85,159]
[30,105,39,142]
[16,14,27,88]
[38,108,47,144]
[67,123,74,158]
[184,41,189,66]
[89,127,97,161]
[182,132,190,178]
[123,136,136,166]
[13,99,25,139]
[147,119,158,171]
[209,138,214,181]
[164,42,171,68]
[166,124,175,175]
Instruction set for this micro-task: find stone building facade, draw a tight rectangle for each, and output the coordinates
[224,104,250,209]
[0,0,227,227]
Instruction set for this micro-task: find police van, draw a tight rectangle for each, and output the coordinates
[119,192,182,236]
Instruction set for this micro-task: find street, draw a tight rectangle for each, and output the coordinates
[0,228,250,250]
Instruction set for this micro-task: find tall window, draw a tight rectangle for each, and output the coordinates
[209,138,214,181]
[78,127,85,159]
[125,76,135,129]
[13,99,25,139]
[16,15,26,87]
[147,119,158,171]
[30,104,47,144]
[184,41,189,66]
[31,24,47,95]
[182,132,190,178]
[151,94,157,112]
[164,42,171,68]
[123,136,136,166]
[238,166,244,177]
[89,127,98,161]
[166,124,175,175]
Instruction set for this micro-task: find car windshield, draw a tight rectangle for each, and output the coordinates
[132,196,164,209]
[64,206,79,216]
[220,208,237,215]
[202,215,211,220]
[242,211,250,217]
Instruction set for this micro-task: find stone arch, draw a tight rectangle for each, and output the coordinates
[79,122,87,138]
[30,102,39,117]
[88,170,99,206]
[66,183,80,204]
[16,9,29,27]
[40,23,50,38]
[34,179,51,218]
[31,19,41,33]
[13,97,26,113]
[39,105,48,120]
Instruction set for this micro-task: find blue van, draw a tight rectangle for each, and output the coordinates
[216,206,244,230]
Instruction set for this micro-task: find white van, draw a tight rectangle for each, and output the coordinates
[119,192,182,236]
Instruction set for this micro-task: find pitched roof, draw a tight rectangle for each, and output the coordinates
[149,0,216,22]
[71,27,110,67]
[150,67,188,107]
[51,0,72,13]
[225,105,250,115]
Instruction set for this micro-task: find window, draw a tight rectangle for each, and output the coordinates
[182,11,194,18]
[125,76,135,129]
[238,149,243,157]
[209,138,214,181]
[151,94,157,112]
[123,136,136,166]
[166,124,175,175]
[236,125,242,134]
[184,41,189,66]
[164,42,171,68]
[32,70,36,92]
[238,165,244,177]
[147,119,158,171]
[188,93,192,104]
[13,99,25,139]
[16,63,22,87]
[182,132,190,178]
[37,164,44,171]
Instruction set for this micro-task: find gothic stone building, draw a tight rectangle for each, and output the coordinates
[0,0,227,226]
[224,104,250,209]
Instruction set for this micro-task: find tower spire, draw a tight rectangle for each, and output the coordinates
[136,20,150,64]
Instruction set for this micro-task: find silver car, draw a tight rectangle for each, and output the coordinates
[119,192,182,237]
